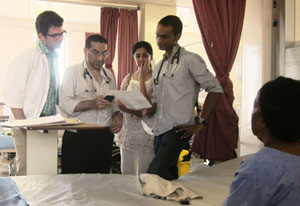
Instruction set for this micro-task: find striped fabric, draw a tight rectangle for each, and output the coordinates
[39,40,58,116]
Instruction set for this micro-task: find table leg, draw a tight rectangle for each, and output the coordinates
[27,130,58,175]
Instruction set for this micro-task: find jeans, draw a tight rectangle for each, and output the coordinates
[147,128,191,180]
[61,128,114,174]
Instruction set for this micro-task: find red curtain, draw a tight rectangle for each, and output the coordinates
[191,0,246,161]
[100,8,120,83]
[117,9,138,89]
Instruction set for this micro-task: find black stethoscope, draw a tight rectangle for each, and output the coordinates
[154,46,181,85]
[83,67,111,84]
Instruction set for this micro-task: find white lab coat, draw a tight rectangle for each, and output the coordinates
[3,43,59,119]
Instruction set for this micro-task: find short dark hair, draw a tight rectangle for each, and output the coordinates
[132,41,153,57]
[258,76,300,143]
[158,15,183,36]
[35,11,64,37]
[85,35,107,49]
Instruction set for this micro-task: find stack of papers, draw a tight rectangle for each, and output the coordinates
[0,114,80,128]
[112,90,152,110]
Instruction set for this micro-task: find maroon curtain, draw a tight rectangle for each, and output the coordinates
[191,0,246,161]
[117,9,138,89]
[100,7,120,83]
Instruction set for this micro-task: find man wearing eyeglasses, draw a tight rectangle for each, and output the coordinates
[59,35,123,174]
[3,11,64,175]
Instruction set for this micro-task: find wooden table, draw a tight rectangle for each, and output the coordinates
[26,123,105,175]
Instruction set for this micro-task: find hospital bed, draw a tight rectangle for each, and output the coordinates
[0,155,252,206]
[0,134,14,153]
[0,133,16,176]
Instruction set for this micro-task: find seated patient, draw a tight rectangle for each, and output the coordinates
[224,76,300,206]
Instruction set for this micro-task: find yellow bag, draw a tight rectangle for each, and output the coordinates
[177,149,191,177]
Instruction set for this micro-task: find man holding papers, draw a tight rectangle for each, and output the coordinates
[3,11,65,175]
[59,35,122,174]
[146,15,223,180]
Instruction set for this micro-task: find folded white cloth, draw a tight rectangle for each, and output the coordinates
[139,173,203,202]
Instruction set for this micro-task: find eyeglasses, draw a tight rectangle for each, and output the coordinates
[46,30,67,38]
[90,50,109,58]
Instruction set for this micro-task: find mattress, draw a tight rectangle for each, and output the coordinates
[7,155,251,206]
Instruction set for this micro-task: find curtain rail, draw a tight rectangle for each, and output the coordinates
[36,0,140,10]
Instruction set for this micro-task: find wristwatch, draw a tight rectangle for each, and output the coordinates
[198,117,207,126]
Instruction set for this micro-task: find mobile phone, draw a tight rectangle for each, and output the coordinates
[104,95,115,102]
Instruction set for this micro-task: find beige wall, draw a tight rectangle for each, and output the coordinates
[287,0,300,44]
[239,0,274,155]
[0,0,100,101]
[142,4,176,62]
[140,6,242,110]
[296,0,300,42]
[285,0,295,47]
[0,1,252,122]
[2,0,289,156]
[0,1,242,104]
[177,7,242,109]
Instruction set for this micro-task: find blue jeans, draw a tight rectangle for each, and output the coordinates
[147,128,191,180]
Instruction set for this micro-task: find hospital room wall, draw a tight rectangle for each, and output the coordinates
[0,0,252,156]
[239,0,273,156]
[0,1,242,107]
[296,0,300,42]
[0,1,179,99]
[0,0,102,102]
[140,4,176,63]
[0,1,240,100]
[1,0,290,156]
[239,0,300,155]
[140,5,242,110]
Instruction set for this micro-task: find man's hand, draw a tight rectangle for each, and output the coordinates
[132,110,142,117]
[109,112,123,133]
[175,123,204,139]
[140,109,148,117]
[140,104,156,117]
[95,95,112,110]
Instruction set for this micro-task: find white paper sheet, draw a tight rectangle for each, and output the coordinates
[112,90,152,110]
[0,114,73,128]
[141,120,153,135]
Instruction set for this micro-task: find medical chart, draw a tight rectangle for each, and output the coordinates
[0,114,80,128]
[112,90,152,110]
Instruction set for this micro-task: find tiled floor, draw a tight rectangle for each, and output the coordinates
[0,153,61,176]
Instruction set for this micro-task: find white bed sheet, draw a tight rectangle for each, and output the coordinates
[12,155,252,206]
[177,155,252,205]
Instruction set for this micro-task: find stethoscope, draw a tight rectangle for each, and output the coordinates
[154,46,181,85]
[83,65,111,84]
